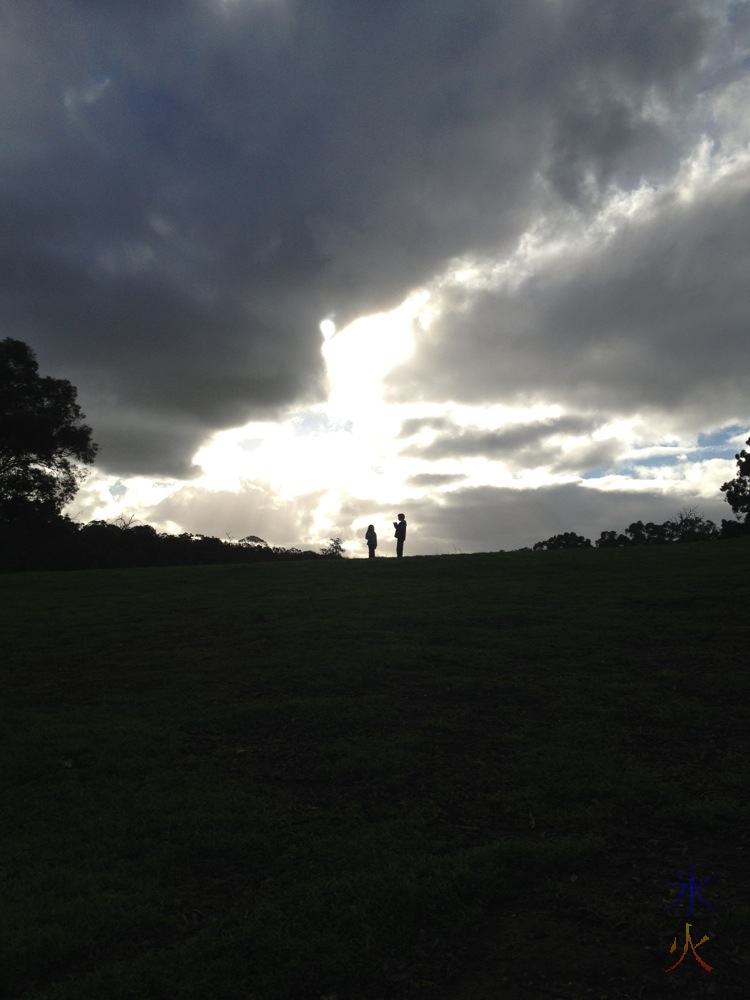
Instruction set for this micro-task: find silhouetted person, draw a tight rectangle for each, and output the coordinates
[365,524,377,558]
[393,513,407,558]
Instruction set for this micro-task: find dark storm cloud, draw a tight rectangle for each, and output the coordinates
[401,414,603,461]
[0,0,735,475]
[406,473,468,488]
[388,166,750,427]
[548,438,626,475]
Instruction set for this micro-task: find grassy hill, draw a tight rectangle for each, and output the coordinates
[2,543,748,999]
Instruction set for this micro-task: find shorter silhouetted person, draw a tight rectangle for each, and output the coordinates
[393,513,407,557]
[365,524,377,558]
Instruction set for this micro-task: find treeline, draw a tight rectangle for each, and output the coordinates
[531,435,750,550]
[0,518,343,572]
[531,507,748,551]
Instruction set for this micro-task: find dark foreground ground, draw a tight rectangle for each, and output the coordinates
[2,542,748,999]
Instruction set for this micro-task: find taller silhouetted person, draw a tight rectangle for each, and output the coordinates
[393,513,407,558]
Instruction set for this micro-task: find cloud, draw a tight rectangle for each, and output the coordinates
[141,482,326,549]
[406,473,468,488]
[399,416,455,439]
[400,414,604,461]
[387,144,750,433]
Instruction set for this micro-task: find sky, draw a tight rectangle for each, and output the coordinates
[3,0,750,556]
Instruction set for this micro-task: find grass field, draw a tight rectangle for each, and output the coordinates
[2,542,749,999]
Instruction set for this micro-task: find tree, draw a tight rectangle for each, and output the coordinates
[625,520,670,545]
[320,536,345,557]
[238,535,269,548]
[666,506,719,543]
[0,338,98,524]
[624,508,719,545]
[533,532,592,551]
[720,436,750,523]
[595,530,631,548]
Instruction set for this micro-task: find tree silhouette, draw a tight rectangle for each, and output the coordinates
[625,520,671,545]
[595,530,631,548]
[320,537,345,557]
[0,339,98,525]
[720,436,750,524]
[533,532,592,551]
[667,506,719,542]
